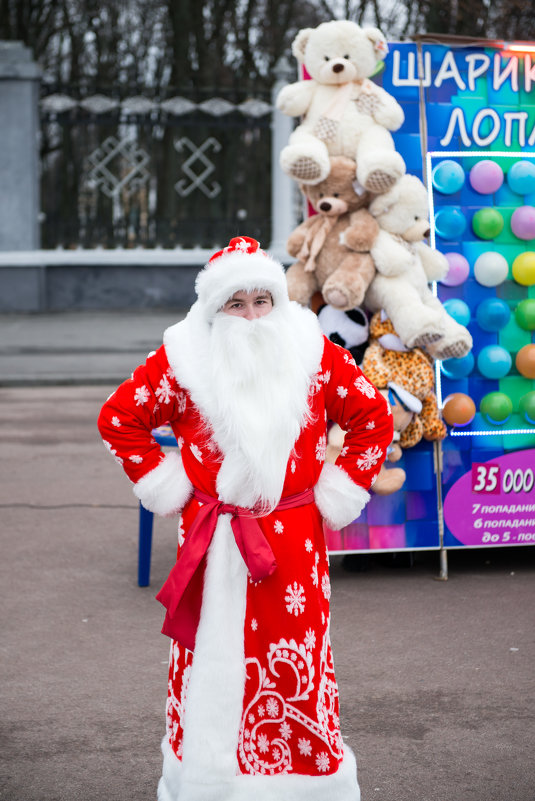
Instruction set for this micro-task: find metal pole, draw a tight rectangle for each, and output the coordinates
[269,56,298,262]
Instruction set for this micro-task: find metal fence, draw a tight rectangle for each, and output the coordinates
[39,84,274,249]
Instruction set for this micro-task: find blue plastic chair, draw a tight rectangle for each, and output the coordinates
[138,425,178,586]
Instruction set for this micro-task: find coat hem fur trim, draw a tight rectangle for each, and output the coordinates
[157,737,360,801]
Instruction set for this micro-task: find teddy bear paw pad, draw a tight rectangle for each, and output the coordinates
[412,331,443,347]
[289,157,324,183]
[313,116,339,142]
[364,170,398,194]
[436,342,471,360]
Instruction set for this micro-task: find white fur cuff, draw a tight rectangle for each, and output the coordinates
[133,451,193,517]
[314,463,370,530]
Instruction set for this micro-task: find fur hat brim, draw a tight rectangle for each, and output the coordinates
[195,250,289,320]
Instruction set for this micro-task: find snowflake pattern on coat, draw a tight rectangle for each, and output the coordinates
[97,336,393,780]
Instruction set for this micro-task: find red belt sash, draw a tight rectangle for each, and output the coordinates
[156,487,315,651]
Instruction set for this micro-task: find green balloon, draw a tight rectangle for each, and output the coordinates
[472,208,504,239]
[480,391,513,424]
[514,298,535,331]
[519,391,535,424]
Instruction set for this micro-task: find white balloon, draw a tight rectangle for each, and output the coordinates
[473,251,509,287]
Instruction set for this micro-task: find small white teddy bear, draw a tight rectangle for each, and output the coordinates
[276,20,406,192]
[365,174,473,360]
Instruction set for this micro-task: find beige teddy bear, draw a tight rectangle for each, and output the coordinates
[285,156,380,310]
[365,173,473,360]
[276,20,406,192]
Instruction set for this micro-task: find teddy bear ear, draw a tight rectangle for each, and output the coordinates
[292,28,313,62]
[363,27,389,61]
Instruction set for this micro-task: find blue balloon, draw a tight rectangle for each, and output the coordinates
[507,160,535,195]
[443,298,471,326]
[477,345,512,379]
[432,160,465,195]
[434,207,467,240]
[475,298,511,332]
[441,351,475,379]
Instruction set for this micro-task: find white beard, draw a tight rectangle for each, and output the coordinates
[204,307,315,511]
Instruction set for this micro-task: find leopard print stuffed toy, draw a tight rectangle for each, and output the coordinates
[361,312,446,447]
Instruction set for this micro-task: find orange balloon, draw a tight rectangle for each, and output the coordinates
[442,393,476,427]
[515,344,535,378]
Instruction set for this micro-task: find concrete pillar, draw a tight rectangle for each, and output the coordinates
[0,41,42,250]
[269,56,299,262]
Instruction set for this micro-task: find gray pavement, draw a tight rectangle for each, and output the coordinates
[0,310,186,385]
[0,312,534,801]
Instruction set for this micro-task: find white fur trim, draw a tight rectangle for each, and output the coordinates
[195,250,289,320]
[158,738,360,801]
[180,515,248,783]
[314,463,370,530]
[133,451,193,516]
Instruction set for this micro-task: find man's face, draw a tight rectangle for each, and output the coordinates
[221,290,273,320]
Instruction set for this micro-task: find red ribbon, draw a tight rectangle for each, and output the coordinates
[156,487,315,650]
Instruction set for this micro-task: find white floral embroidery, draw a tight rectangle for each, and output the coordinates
[357,445,383,471]
[340,445,348,457]
[266,697,279,718]
[366,420,376,430]
[274,520,284,534]
[279,722,292,740]
[316,752,330,772]
[321,573,331,601]
[251,618,258,631]
[309,373,323,395]
[315,434,326,462]
[177,391,187,414]
[134,385,150,406]
[129,454,143,464]
[290,460,296,474]
[103,440,123,465]
[257,733,270,753]
[285,582,306,616]
[322,370,331,383]
[248,713,255,724]
[304,539,313,553]
[336,386,348,398]
[298,738,312,756]
[304,628,316,651]
[311,552,319,588]
[190,444,203,463]
[354,374,376,398]
[111,416,121,427]
[176,436,185,449]
[156,374,175,404]
[257,705,265,717]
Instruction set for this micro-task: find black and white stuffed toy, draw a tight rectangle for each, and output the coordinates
[317,304,369,365]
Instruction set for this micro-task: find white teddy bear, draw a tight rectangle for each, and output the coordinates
[365,174,473,360]
[276,20,406,193]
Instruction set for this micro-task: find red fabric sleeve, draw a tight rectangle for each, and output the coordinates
[322,337,393,490]
[97,345,183,484]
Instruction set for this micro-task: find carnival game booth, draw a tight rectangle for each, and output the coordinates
[278,31,535,576]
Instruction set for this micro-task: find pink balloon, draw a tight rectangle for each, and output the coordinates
[511,206,535,240]
[469,160,504,194]
[441,252,470,286]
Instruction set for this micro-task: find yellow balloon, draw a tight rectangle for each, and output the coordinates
[512,251,535,286]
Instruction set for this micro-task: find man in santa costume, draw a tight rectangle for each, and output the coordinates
[98,236,392,801]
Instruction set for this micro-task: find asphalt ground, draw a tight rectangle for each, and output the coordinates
[0,312,534,801]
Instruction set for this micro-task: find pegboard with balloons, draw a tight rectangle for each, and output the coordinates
[429,151,535,547]
[373,40,535,551]
[281,35,535,557]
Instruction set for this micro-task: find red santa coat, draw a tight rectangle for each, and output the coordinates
[98,313,392,801]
